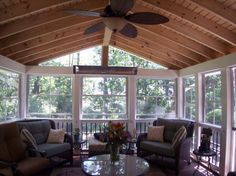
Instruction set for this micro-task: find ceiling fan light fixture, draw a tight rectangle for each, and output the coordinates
[103,17,127,31]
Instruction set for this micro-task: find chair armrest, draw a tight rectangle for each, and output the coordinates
[0,160,17,175]
[176,137,192,163]
[137,133,147,148]
[0,160,17,167]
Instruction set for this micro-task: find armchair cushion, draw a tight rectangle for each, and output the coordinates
[140,141,175,157]
[147,126,164,142]
[38,143,71,157]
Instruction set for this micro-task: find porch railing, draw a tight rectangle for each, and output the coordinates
[51,118,221,169]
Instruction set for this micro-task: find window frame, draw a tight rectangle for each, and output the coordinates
[81,75,128,120]
[0,68,20,121]
[135,77,176,119]
[183,76,196,120]
[202,70,222,126]
[27,74,73,119]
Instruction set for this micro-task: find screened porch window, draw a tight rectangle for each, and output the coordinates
[203,71,222,125]
[82,77,127,119]
[27,75,72,118]
[0,69,19,121]
[183,76,196,120]
[136,78,176,119]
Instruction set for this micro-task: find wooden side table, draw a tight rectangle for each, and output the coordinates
[193,149,217,175]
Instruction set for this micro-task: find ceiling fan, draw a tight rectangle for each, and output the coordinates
[66,0,169,46]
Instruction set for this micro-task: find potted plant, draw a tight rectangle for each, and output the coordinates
[73,127,80,143]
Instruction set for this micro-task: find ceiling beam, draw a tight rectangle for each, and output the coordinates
[133,3,228,55]
[0,0,107,39]
[0,0,80,24]
[0,4,104,49]
[134,27,207,63]
[110,40,180,69]
[115,34,191,67]
[189,0,236,28]
[26,40,102,65]
[143,0,236,46]
[142,0,236,46]
[1,19,102,57]
[19,35,103,64]
[113,35,187,68]
[12,32,103,61]
[135,24,216,59]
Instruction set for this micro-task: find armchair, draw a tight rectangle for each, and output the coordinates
[16,119,73,165]
[137,118,194,175]
[0,122,49,176]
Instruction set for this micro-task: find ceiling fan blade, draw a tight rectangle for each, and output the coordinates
[119,23,137,38]
[65,9,101,17]
[125,12,169,24]
[110,0,134,16]
[84,22,105,35]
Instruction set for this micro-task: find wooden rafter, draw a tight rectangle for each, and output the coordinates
[133,3,229,54]
[189,0,236,28]
[112,35,187,68]
[114,34,190,67]
[1,19,102,57]
[110,40,180,69]
[26,40,103,65]
[142,0,236,46]
[0,1,107,39]
[0,0,79,24]
[134,23,216,59]
[20,35,104,64]
[134,26,207,63]
[12,32,103,61]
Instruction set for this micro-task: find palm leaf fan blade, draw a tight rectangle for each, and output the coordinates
[125,12,169,24]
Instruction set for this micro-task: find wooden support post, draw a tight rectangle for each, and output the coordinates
[102,45,109,66]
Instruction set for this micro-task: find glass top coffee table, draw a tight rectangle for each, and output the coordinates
[81,154,149,176]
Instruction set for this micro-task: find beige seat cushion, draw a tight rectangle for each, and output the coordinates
[88,136,107,152]
[46,129,65,144]
[147,126,164,142]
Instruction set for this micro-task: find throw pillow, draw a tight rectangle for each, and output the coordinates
[20,128,38,149]
[147,126,164,142]
[47,129,65,144]
[171,126,187,148]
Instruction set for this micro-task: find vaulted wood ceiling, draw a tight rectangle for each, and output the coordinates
[0,0,236,69]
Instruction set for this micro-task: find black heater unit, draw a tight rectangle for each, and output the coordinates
[73,65,138,75]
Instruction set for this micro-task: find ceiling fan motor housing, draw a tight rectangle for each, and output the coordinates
[103,17,127,32]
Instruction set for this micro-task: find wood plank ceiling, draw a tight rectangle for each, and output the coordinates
[0,0,235,69]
